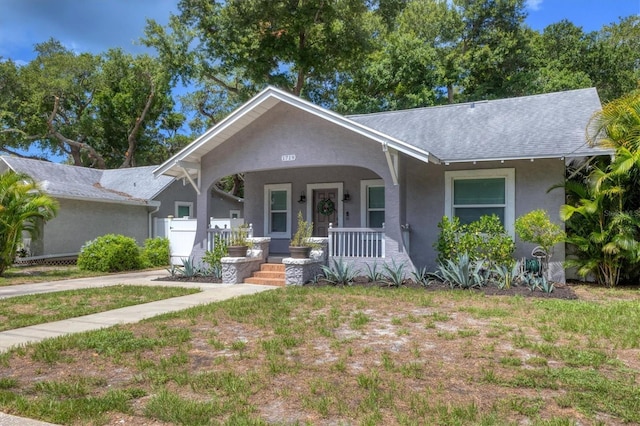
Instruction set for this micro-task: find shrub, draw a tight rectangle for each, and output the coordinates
[435,215,515,266]
[202,234,227,278]
[140,237,170,267]
[78,234,142,272]
[515,209,565,256]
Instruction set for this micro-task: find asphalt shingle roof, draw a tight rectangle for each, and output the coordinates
[349,88,611,162]
[0,157,174,205]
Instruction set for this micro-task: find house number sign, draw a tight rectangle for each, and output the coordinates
[281,154,296,162]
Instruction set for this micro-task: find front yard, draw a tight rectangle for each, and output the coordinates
[1,284,639,425]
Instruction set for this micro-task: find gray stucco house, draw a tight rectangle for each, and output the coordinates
[0,157,238,260]
[154,86,611,282]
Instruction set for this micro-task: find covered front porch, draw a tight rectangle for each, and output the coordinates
[153,86,435,284]
[204,165,412,284]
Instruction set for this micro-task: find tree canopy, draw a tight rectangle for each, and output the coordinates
[0,39,184,168]
[1,1,638,166]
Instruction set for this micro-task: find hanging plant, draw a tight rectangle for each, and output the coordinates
[317,198,335,216]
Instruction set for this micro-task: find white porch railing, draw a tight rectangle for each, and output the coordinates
[328,224,385,258]
[207,224,253,251]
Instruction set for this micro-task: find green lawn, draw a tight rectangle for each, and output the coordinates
[0,265,108,287]
[0,285,639,425]
[0,285,200,331]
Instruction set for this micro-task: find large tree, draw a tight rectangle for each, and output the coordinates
[591,16,640,102]
[0,39,183,168]
[337,0,537,112]
[144,0,374,129]
[454,0,534,101]
[527,20,593,94]
[337,0,460,113]
[0,170,58,275]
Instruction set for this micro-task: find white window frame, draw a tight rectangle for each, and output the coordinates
[229,209,241,219]
[174,201,193,218]
[264,183,292,238]
[360,179,385,228]
[444,168,515,236]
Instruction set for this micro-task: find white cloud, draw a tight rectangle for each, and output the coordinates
[0,0,177,61]
[526,0,544,11]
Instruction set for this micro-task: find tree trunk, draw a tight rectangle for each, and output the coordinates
[120,76,156,168]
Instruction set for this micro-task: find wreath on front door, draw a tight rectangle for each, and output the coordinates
[317,198,335,216]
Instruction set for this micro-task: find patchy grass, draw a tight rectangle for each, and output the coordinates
[0,266,107,286]
[0,285,639,425]
[0,285,200,331]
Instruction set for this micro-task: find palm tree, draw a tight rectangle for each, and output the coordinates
[560,172,640,287]
[0,170,58,275]
[587,91,640,152]
[561,91,640,286]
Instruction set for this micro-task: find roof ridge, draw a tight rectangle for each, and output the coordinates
[347,87,597,118]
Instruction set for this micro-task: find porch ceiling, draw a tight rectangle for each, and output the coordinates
[153,86,437,184]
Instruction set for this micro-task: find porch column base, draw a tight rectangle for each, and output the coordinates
[283,257,323,286]
[221,257,263,284]
[247,237,271,262]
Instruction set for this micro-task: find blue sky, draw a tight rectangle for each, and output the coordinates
[0,0,638,162]
[0,0,638,63]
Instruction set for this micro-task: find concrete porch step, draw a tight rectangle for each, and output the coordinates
[244,277,285,286]
[244,263,285,286]
[260,263,285,272]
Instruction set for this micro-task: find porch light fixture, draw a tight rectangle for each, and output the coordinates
[342,191,351,202]
[298,192,306,203]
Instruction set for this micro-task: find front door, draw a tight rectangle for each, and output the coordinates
[313,188,338,237]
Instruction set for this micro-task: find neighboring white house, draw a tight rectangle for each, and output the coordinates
[0,157,243,260]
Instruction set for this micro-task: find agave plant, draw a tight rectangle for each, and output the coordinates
[431,253,485,289]
[411,265,431,287]
[364,262,384,282]
[321,258,361,286]
[180,257,202,278]
[493,260,522,289]
[381,258,406,287]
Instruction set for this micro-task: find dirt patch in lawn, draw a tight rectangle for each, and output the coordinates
[2,282,637,425]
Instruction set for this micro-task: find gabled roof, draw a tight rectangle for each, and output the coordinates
[0,156,174,205]
[153,86,434,180]
[155,87,610,181]
[349,87,611,163]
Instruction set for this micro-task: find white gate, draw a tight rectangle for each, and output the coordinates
[155,218,198,265]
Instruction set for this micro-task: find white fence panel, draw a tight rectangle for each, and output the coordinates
[157,218,198,265]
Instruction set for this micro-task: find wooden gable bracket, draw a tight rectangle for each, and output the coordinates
[177,160,201,195]
[382,143,399,186]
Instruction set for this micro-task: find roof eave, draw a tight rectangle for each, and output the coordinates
[440,146,614,164]
[51,194,152,207]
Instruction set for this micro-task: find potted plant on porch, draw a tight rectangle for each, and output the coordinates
[227,224,251,257]
[289,211,314,259]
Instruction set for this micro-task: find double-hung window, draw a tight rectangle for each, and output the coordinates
[361,179,385,228]
[445,169,515,235]
[264,183,291,238]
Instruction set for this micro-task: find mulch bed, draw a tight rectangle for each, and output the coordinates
[155,275,578,299]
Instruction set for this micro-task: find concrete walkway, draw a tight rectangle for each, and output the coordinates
[0,270,277,426]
